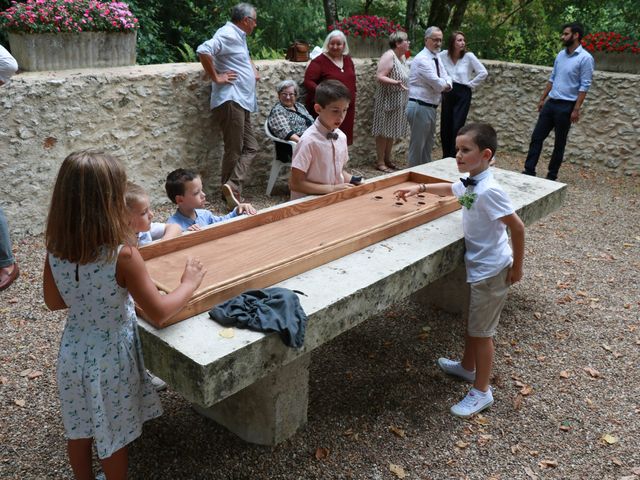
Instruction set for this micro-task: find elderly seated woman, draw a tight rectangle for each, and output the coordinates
[267,79,314,145]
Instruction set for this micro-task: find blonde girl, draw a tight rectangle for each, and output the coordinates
[43,151,205,480]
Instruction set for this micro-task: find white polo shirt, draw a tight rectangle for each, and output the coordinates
[451,169,514,283]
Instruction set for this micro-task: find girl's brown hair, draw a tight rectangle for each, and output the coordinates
[45,150,131,264]
[447,31,466,60]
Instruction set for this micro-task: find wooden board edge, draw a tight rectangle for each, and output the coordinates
[155,195,461,327]
[139,172,453,260]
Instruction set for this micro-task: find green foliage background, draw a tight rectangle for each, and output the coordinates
[1,0,638,66]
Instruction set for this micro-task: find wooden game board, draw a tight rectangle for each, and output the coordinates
[139,171,460,326]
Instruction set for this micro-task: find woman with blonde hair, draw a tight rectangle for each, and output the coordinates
[371,30,411,172]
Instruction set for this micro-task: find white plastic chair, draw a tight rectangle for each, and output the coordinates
[264,119,296,196]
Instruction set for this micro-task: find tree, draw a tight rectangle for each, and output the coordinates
[426,0,470,31]
[322,0,338,30]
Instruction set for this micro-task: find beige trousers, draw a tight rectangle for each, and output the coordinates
[212,100,258,193]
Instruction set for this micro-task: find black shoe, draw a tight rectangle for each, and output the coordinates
[545,174,557,181]
[521,169,536,177]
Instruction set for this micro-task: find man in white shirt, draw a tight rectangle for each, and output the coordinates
[406,26,452,167]
[197,3,260,209]
[0,45,18,86]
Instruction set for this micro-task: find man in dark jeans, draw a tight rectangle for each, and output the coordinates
[522,22,594,181]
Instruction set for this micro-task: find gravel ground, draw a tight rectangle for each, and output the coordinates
[1,153,638,480]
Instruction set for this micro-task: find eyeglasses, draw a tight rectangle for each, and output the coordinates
[428,37,443,43]
[246,16,257,24]
[279,92,296,98]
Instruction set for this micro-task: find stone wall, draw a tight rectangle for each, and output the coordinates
[1,59,638,233]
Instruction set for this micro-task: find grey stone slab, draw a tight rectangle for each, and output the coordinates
[193,353,310,445]
[138,158,565,441]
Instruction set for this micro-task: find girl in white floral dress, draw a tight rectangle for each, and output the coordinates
[43,151,206,480]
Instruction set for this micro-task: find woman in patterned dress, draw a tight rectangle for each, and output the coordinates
[43,151,205,479]
[303,30,357,145]
[371,31,411,172]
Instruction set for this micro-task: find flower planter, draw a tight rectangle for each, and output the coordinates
[591,51,639,74]
[348,36,388,59]
[8,31,136,71]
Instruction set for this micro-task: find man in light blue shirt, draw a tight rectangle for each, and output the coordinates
[406,26,452,167]
[523,22,594,181]
[197,3,260,209]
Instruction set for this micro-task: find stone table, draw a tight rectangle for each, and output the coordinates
[138,158,566,445]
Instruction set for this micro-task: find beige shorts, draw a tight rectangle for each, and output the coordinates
[467,267,510,337]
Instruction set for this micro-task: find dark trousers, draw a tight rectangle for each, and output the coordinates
[440,83,472,158]
[523,98,575,180]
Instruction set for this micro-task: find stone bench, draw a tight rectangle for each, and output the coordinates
[137,158,566,445]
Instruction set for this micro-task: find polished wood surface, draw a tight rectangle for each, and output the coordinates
[140,172,460,325]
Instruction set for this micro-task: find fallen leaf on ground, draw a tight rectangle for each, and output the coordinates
[583,366,601,378]
[389,464,407,478]
[219,328,235,339]
[0,376,8,384]
[601,344,612,351]
[601,434,618,444]
[510,444,521,454]
[529,450,539,457]
[523,466,538,479]
[314,447,329,460]
[455,440,469,449]
[513,394,523,411]
[389,426,406,438]
[478,434,493,445]
[19,369,32,377]
[559,370,570,378]
[539,459,558,469]
[474,414,490,426]
[559,420,572,432]
[14,399,26,407]
[520,385,533,396]
[533,312,542,320]
[610,457,623,466]
[27,370,43,379]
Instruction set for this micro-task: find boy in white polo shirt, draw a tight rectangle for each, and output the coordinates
[395,122,525,418]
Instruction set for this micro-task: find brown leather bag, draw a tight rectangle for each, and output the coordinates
[286,41,310,62]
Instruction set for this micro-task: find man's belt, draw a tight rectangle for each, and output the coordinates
[409,98,438,108]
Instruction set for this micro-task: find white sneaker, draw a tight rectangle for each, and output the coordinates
[147,370,167,392]
[450,387,494,418]
[437,358,476,383]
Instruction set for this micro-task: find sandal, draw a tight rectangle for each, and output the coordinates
[375,164,394,173]
[385,163,401,171]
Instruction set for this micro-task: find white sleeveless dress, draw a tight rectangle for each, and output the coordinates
[49,246,162,459]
